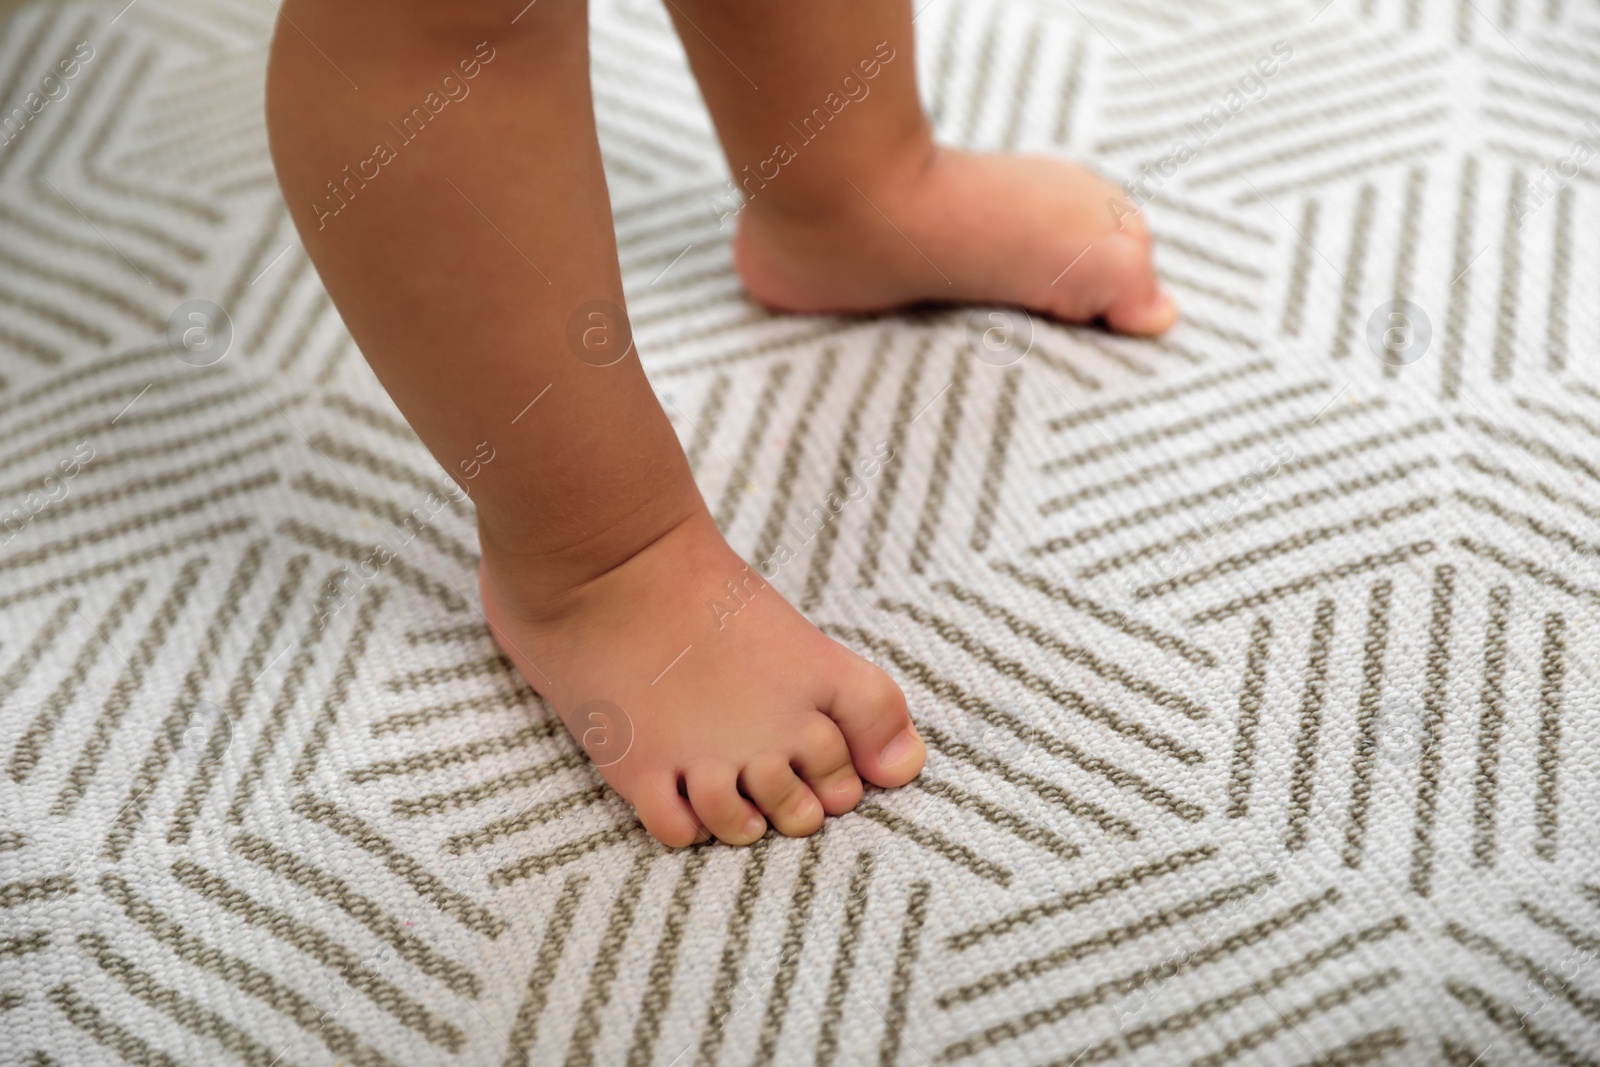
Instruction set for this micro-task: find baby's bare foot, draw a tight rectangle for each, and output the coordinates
[735,146,1177,336]
[479,509,924,847]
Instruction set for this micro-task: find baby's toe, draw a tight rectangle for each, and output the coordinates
[792,715,863,816]
[686,765,767,846]
[631,774,706,849]
[742,755,825,837]
[822,650,924,789]
[1086,232,1177,337]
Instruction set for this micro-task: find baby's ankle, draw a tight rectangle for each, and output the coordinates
[734,131,937,229]
[476,494,706,624]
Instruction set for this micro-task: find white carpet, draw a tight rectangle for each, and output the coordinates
[3,0,1600,1063]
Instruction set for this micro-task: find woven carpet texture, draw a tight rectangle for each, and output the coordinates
[2,0,1600,1064]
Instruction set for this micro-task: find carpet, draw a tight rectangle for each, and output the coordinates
[3,0,1600,1063]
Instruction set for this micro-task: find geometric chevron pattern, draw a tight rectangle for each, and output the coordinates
[4,0,1600,1063]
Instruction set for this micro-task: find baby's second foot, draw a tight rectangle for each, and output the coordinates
[479,509,924,847]
[735,146,1178,336]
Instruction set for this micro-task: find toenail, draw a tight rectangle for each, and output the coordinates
[743,813,766,839]
[879,727,918,767]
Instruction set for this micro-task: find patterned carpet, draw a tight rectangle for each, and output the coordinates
[3,0,1600,1063]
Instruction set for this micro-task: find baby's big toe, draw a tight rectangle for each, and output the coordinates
[824,654,925,789]
[1088,232,1178,337]
[1106,283,1178,336]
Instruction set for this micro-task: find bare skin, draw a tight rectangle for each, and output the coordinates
[266,0,1170,847]
[667,0,1176,334]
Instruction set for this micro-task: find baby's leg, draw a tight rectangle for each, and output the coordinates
[667,0,1177,335]
[266,0,923,847]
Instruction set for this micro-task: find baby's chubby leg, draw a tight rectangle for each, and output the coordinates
[266,0,923,847]
[668,0,1177,334]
